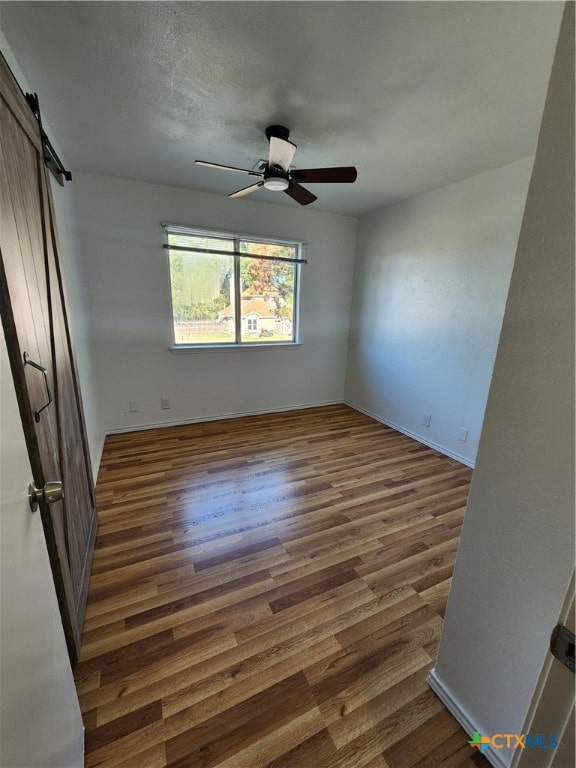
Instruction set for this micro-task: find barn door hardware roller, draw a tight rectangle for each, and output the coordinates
[25,92,72,186]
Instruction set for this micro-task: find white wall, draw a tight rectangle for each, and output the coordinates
[50,182,102,477]
[345,157,533,465]
[1,327,84,768]
[72,173,357,436]
[430,5,574,767]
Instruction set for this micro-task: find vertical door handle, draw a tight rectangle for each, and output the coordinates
[23,352,53,422]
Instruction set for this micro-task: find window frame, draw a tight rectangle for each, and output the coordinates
[163,224,305,351]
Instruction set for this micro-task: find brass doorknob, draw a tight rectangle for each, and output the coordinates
[28,480,64,512]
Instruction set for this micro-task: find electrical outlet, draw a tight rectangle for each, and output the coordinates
[423,413,431,428]
[459,427,468,442]
[129,401,139,413]
[161,397,171,410]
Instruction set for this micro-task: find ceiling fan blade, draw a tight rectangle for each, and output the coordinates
[290,167,357,184]
[228,181,265,199]
[268,136,297,171]
[284,182,317,206]
[196,160,262,176]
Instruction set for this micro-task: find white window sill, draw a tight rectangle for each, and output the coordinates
[169,342,302,354]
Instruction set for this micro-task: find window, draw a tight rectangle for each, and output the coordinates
[164,224,304,348]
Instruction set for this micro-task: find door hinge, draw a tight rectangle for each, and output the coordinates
[550,624,575,673]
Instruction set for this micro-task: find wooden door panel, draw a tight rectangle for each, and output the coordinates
[0,96,76,645]
[0,107,60,482]
[0,53,97,660]
[2,119,52,377]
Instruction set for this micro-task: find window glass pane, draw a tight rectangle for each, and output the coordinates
[166,228,300,347]
[239,255,296,343]
[169,250,235,345]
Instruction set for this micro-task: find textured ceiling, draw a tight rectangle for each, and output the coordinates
[0,1,563,216]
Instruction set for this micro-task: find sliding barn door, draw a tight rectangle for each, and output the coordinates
[0,53,97,661]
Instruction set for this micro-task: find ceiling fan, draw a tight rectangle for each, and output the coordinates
[195,125,357,206]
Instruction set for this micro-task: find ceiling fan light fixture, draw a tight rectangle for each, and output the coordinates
[263,176,289,191]
[197,125,357,205]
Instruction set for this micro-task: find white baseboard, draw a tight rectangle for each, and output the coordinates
[103,400,343,436]
[344,400,475,468]
[427,668,510,768]
[90,432,106,485]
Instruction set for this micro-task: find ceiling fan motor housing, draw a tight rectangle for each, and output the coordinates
[265,124,290,142]
[263,164,289,191]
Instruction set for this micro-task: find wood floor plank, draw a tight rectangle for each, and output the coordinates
[158,588,378,720]
[85,701,163,755]
[383,707,464,768]
[85,720,165,768]
[81,574,279,659]
[206,708,327,768]
[265,727,338,768]
[316,689,447,768]
[75,405,489,768]
[316,645,434,730]
[326,666,433,750]
[164,672,317,766]
[363,757,392,768]
[163,637,340,740]
[113,742,167,768]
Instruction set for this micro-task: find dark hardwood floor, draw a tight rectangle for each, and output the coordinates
[74,404,489,768]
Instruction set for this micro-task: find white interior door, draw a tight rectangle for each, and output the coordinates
[0,324,84,767]
[515,573,575,768]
